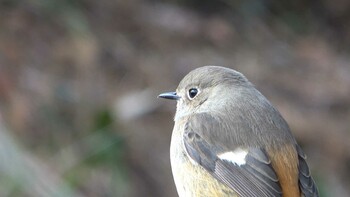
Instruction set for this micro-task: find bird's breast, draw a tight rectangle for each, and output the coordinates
[170,120,237,197]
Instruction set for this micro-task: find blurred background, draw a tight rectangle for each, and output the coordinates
[0,0,350,196]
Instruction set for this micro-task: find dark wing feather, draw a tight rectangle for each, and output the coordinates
[184,128,282,197]
[215,150,282,197]
[296,145,319,197]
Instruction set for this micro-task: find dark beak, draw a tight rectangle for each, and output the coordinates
[158,92,180,100]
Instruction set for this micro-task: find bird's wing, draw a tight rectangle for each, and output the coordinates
[183,113,282,197]
[296,145,319,197]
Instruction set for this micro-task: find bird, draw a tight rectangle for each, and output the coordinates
[158,66,318,197]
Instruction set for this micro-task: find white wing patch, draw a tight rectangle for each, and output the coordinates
[218,149,248,166]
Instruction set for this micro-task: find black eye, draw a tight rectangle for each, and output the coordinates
[188,88,198,99]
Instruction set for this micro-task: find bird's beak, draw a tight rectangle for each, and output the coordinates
[158,92,180,100]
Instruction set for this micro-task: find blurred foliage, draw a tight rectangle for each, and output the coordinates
[63,109,129,196]
[164,0,350,48]
[0,174,23,197]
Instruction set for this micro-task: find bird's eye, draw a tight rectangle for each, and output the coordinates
[188,88,199,99]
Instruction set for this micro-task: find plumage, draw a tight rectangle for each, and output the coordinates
[159,66,319,197]
[183,113,282,197]
[296,145,319,197]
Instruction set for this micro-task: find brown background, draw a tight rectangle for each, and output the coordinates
[0,0,350,196]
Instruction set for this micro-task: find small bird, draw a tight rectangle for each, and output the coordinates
[158,66,318,197]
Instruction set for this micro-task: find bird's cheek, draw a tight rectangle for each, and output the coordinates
[176,99,184,109]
